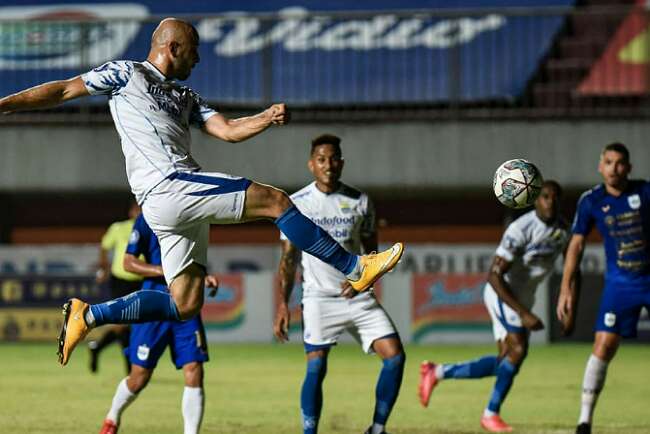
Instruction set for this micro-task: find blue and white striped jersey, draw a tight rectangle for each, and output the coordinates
[81,60,217,202]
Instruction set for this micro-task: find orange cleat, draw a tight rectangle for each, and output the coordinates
[480,414,513,433]
[57,298,91,366]
[99,419,118,434]
[348,243,404,292]
[418,361,439,407]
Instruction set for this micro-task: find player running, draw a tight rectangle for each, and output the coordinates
[0,18,403,366]
[274,134,405,434]
[419,180,569,433]
[557,143,650,434]
[99,213,217,434]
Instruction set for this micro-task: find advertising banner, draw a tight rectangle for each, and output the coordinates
[0,1,574,104]
[411,273,491,343]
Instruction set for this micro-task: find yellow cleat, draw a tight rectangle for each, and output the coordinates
[348,242,404,292]
[57,298,91,366]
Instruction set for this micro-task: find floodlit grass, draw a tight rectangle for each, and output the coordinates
[0,342,648,433]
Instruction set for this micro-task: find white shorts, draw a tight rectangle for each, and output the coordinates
[142,171,251,283]
[483,283,528,341]
[302,292,397,354]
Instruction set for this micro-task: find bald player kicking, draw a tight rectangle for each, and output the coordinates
[0,18,404,366]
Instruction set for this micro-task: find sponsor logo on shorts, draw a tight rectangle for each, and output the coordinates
[137,344,150,361]
[604,312,616,327]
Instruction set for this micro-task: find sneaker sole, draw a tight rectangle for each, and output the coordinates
[57,300,72,365]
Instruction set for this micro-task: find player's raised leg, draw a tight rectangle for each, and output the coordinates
[365,335,405,434]
[242,182,404,292]
[301,348,330,434]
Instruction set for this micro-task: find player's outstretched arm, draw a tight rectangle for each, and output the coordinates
[488,255,544,331]
[557,234,585,335]
[274,239,300,342]
[0,76,89,114]
[124,253,164,278]
[202,103,289,143]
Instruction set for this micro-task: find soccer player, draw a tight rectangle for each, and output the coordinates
[274,134,405,434]
[99,213,217,434]
[0,18,403,366]
[419,180,569,433]
[557,143,650,434]
[90,200,143,374]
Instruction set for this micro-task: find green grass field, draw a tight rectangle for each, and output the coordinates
[1,342,648,433]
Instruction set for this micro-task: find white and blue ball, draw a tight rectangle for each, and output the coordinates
[493,159,543,209]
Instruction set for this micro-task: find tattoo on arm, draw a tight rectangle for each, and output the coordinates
[279,241,300,303]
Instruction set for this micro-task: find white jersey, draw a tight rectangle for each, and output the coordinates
[493,210,569,307]
[281,182,375,297]
[81,60,217,203]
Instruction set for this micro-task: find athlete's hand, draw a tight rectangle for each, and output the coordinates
[521,311,544,331]
[266,103,289,125]
[340,281,359,299]
[274,302,290,343]
[556,290,576,336]
[205,274,220,297]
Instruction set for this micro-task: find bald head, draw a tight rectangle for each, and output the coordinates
[147,18,200,80]
[151,18,197,48]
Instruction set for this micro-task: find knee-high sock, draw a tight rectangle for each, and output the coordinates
[372,353,405,432]
[276,206,358,275]
[579,355,608,425]
[486,358,519,414]
[301,356,327,434]
[439,355,499,380]
[182,386,204,434]
[88,290,180,327]
[106,378,138,425]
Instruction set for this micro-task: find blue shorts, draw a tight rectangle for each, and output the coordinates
[595,282,650,338]
[126,315,209,369]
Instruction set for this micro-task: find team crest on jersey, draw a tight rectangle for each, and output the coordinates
[137,344,150,361]
[605,215,616,227]
[628,194,641,210]
[339,200,352,214]
[604,312,616,327]
[129,229,140,244]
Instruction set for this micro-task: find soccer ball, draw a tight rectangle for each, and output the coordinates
[493,159,543,209]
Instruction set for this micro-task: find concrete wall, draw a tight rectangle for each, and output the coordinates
[1,119,648,191]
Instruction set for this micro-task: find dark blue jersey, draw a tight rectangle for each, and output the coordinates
[126,214,167,291]
[572,180,650,286]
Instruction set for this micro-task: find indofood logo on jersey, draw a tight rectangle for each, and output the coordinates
[196,7,506,57]
[201,274,245,329]
[0,4,148,70]
[411,273,490,342]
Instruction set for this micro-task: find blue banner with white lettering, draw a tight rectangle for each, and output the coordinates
[0,1,574,104]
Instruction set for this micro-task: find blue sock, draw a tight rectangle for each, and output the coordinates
[301,356,327,434]
[276,206,358,275]
[487,358,519,413]
[90,290,180,326]
[442,355,499,379]
[374,353,405,426]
